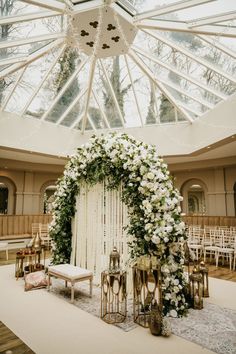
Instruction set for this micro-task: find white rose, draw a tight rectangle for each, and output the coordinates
[174,279,179,286]
[152,235,160,244]
[147,172,155,180]
[170,309,177,318]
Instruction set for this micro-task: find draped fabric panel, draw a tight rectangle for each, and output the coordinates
[71,182,129,285]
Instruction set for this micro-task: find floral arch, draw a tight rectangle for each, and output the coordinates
[50,133,187,316]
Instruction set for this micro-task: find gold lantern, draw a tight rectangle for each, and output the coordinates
[133,264,162,328]
[189,266,203,310]
[15,251,25,279]
[198,261,209,298]
[101,270,127,324]
[109,246,120,272]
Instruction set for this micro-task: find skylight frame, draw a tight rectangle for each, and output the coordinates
[0,0,235,134]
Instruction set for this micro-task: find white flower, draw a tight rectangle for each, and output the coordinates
[147,172,155,180]
[151,235,160,244]
[169,309,177,318]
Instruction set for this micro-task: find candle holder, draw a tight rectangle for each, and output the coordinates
[101,270,127,324]
[133,262,162,328]
[189,266,203,310]
[198,261,209,298]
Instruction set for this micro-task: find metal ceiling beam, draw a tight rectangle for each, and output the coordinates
[132,45,227,100]
[0,10,61,25]
[0,32,65,50]
[134,0,216,22]
[92,89,110,129]
[128,48,194,123]
[56,88,87,126]
[73,0,104,14]
[142,29,236,84]
[0,56,27,66]
[41,56,89,121]
[99,59,125,127]
[197,35,236,59]
[188,11,236,28]
[0,67,27,111]
[88,113,97,131]
[0,38,64,79]
[71,111,84,130]
[124,54,144,126]
[20,0,66,13]
[81,58,96,134]
[20,45,66,117]
[137,19,236,38]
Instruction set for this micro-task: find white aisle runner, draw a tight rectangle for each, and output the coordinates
[71,182,130,284]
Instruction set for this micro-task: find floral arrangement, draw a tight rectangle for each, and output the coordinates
[50,132,188,316]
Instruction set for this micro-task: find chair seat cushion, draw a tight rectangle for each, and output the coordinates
[48,264,93,280]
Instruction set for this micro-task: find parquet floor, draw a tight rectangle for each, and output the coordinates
[0,321,34,354]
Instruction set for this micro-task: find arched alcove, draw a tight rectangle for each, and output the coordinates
[0,176,16,214]
[39,180,57,214]
[180,178,208,215]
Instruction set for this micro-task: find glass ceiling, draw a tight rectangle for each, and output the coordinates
[0,0,236,133]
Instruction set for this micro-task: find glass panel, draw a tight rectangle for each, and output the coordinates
[27,49,85,119]
[5,49,58,114]
[1,1,43,17]
[46,58,90,123]
[88,94,107,130]
[0,16,62,43]
[125,56,159,125]
[0,70,19,106]
[0,39,55,60]
[134,0,178,13]
[151,0,236,21]
[94,58,124,128]
[60,93,86,127]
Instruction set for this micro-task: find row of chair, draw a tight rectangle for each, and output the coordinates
[187,227,236,270]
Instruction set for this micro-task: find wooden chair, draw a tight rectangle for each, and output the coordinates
[40,224,51,249]
[203,230,221,265]
[188,230,203,261]
[216,231,235,270]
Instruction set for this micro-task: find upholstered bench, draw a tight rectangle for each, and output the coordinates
[47,264,93,303]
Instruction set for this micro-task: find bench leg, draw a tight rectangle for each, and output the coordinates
[47,274,51,291]
[90,277,93,297]
[6,249,8,261]
[65,280,68,288]
[71,282,74,303]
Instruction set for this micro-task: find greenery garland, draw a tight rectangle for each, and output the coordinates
[50,132,188,317]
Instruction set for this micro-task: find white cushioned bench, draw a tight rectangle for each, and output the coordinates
[48,264,93,303]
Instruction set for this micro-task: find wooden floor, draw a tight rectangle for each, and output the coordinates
[0,321,34,354]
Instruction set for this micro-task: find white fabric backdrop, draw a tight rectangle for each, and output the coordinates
[71,181,130,284]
